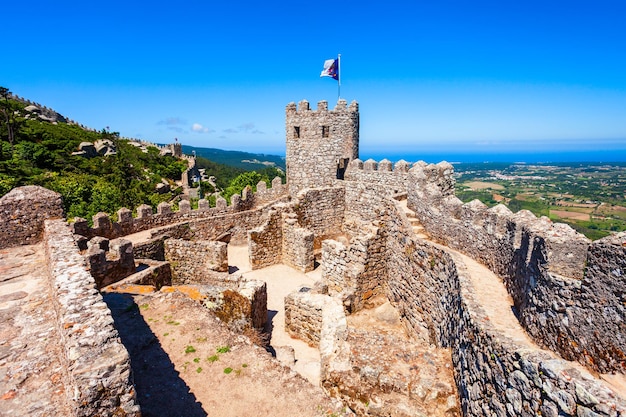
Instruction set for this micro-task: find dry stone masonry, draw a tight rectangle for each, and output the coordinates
[0,186,64,249]
[286,99,359,195]
[0,98,624,417]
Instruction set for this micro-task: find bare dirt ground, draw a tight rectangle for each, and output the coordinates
[104,291,348,417]
[462,181,505,190]
[102,237,350,417]
[550,209,591,221]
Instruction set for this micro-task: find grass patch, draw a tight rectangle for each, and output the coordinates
[223,367,233,374]
[207,355,219,363]
[185,345,196,354]
[216,346,230,354]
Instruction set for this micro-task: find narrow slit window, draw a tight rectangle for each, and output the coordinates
[322,125,330,138]
[294,126,300,138]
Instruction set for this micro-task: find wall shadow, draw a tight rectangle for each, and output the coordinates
[104,292,207,417]
[264,309,278,356]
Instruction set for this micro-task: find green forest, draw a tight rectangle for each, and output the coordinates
[0,88,284,223]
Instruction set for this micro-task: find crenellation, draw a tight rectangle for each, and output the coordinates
[157,201,172,215]
[2,98,625,417]
[363,158,378,171]
[198,198,210,211]
[298,99,310,111]
[349,158,363,169]
[137,203,153,218]
[230,193,241,209]
[178,199,191,213]
[117,207,133,223]
[378,158,392,171]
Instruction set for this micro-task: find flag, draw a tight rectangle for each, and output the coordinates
[320,58,339,81]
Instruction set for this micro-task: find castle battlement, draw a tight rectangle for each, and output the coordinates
[286,99,358,115]
[71,177,287,240]
[1,98,625,417]
[348,158,412,173]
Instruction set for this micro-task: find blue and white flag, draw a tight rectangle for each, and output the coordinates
[320,58,339,81]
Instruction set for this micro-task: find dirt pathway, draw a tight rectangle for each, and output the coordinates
[228,244,323,385]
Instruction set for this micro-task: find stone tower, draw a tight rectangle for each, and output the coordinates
[285,99,359,195]
[171,142,183,158]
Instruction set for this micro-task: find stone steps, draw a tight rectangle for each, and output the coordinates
[399,200,431,240]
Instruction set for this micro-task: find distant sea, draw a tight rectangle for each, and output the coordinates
[359,150,626,164]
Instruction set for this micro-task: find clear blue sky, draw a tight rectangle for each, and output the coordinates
[3,0,626,160]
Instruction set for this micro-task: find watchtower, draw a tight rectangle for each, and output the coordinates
[170,142,183,158]
[285,99,359,195]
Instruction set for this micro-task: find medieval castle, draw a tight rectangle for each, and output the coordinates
[0,99,624,416]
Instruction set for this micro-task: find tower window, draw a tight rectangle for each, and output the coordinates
[322,125,330,138]
[294,126,300,138]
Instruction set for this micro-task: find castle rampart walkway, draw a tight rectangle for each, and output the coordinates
[399,199,626,398]
[0,244,73,416]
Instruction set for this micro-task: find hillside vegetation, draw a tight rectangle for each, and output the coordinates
[0,88,283,223]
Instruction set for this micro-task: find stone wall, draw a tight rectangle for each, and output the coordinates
[321,239,349,295]
[0,186,64,249]
[248,206,285,270]
[510,231,626,373]
[133,237,166,261]
[190,203,272,245]
[343,159,412,223]
[200,279,268,331]
[164,238,228,285]
[286,99,359,195]
[101,259,172,291]
[294,187,346,249]
[85,237,136,288]
[282,213,314,272]
[325,197,626,416]
[321,224,386,313]
[285,288,341,348]
[406,161,625,373]
[43,219,139,416]
[70,178,287,241]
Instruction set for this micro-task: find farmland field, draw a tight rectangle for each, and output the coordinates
[454,162,626,240]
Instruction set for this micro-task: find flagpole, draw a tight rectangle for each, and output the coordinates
[337,54,341,100]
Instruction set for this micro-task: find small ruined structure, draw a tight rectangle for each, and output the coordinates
[0,99,624,417]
